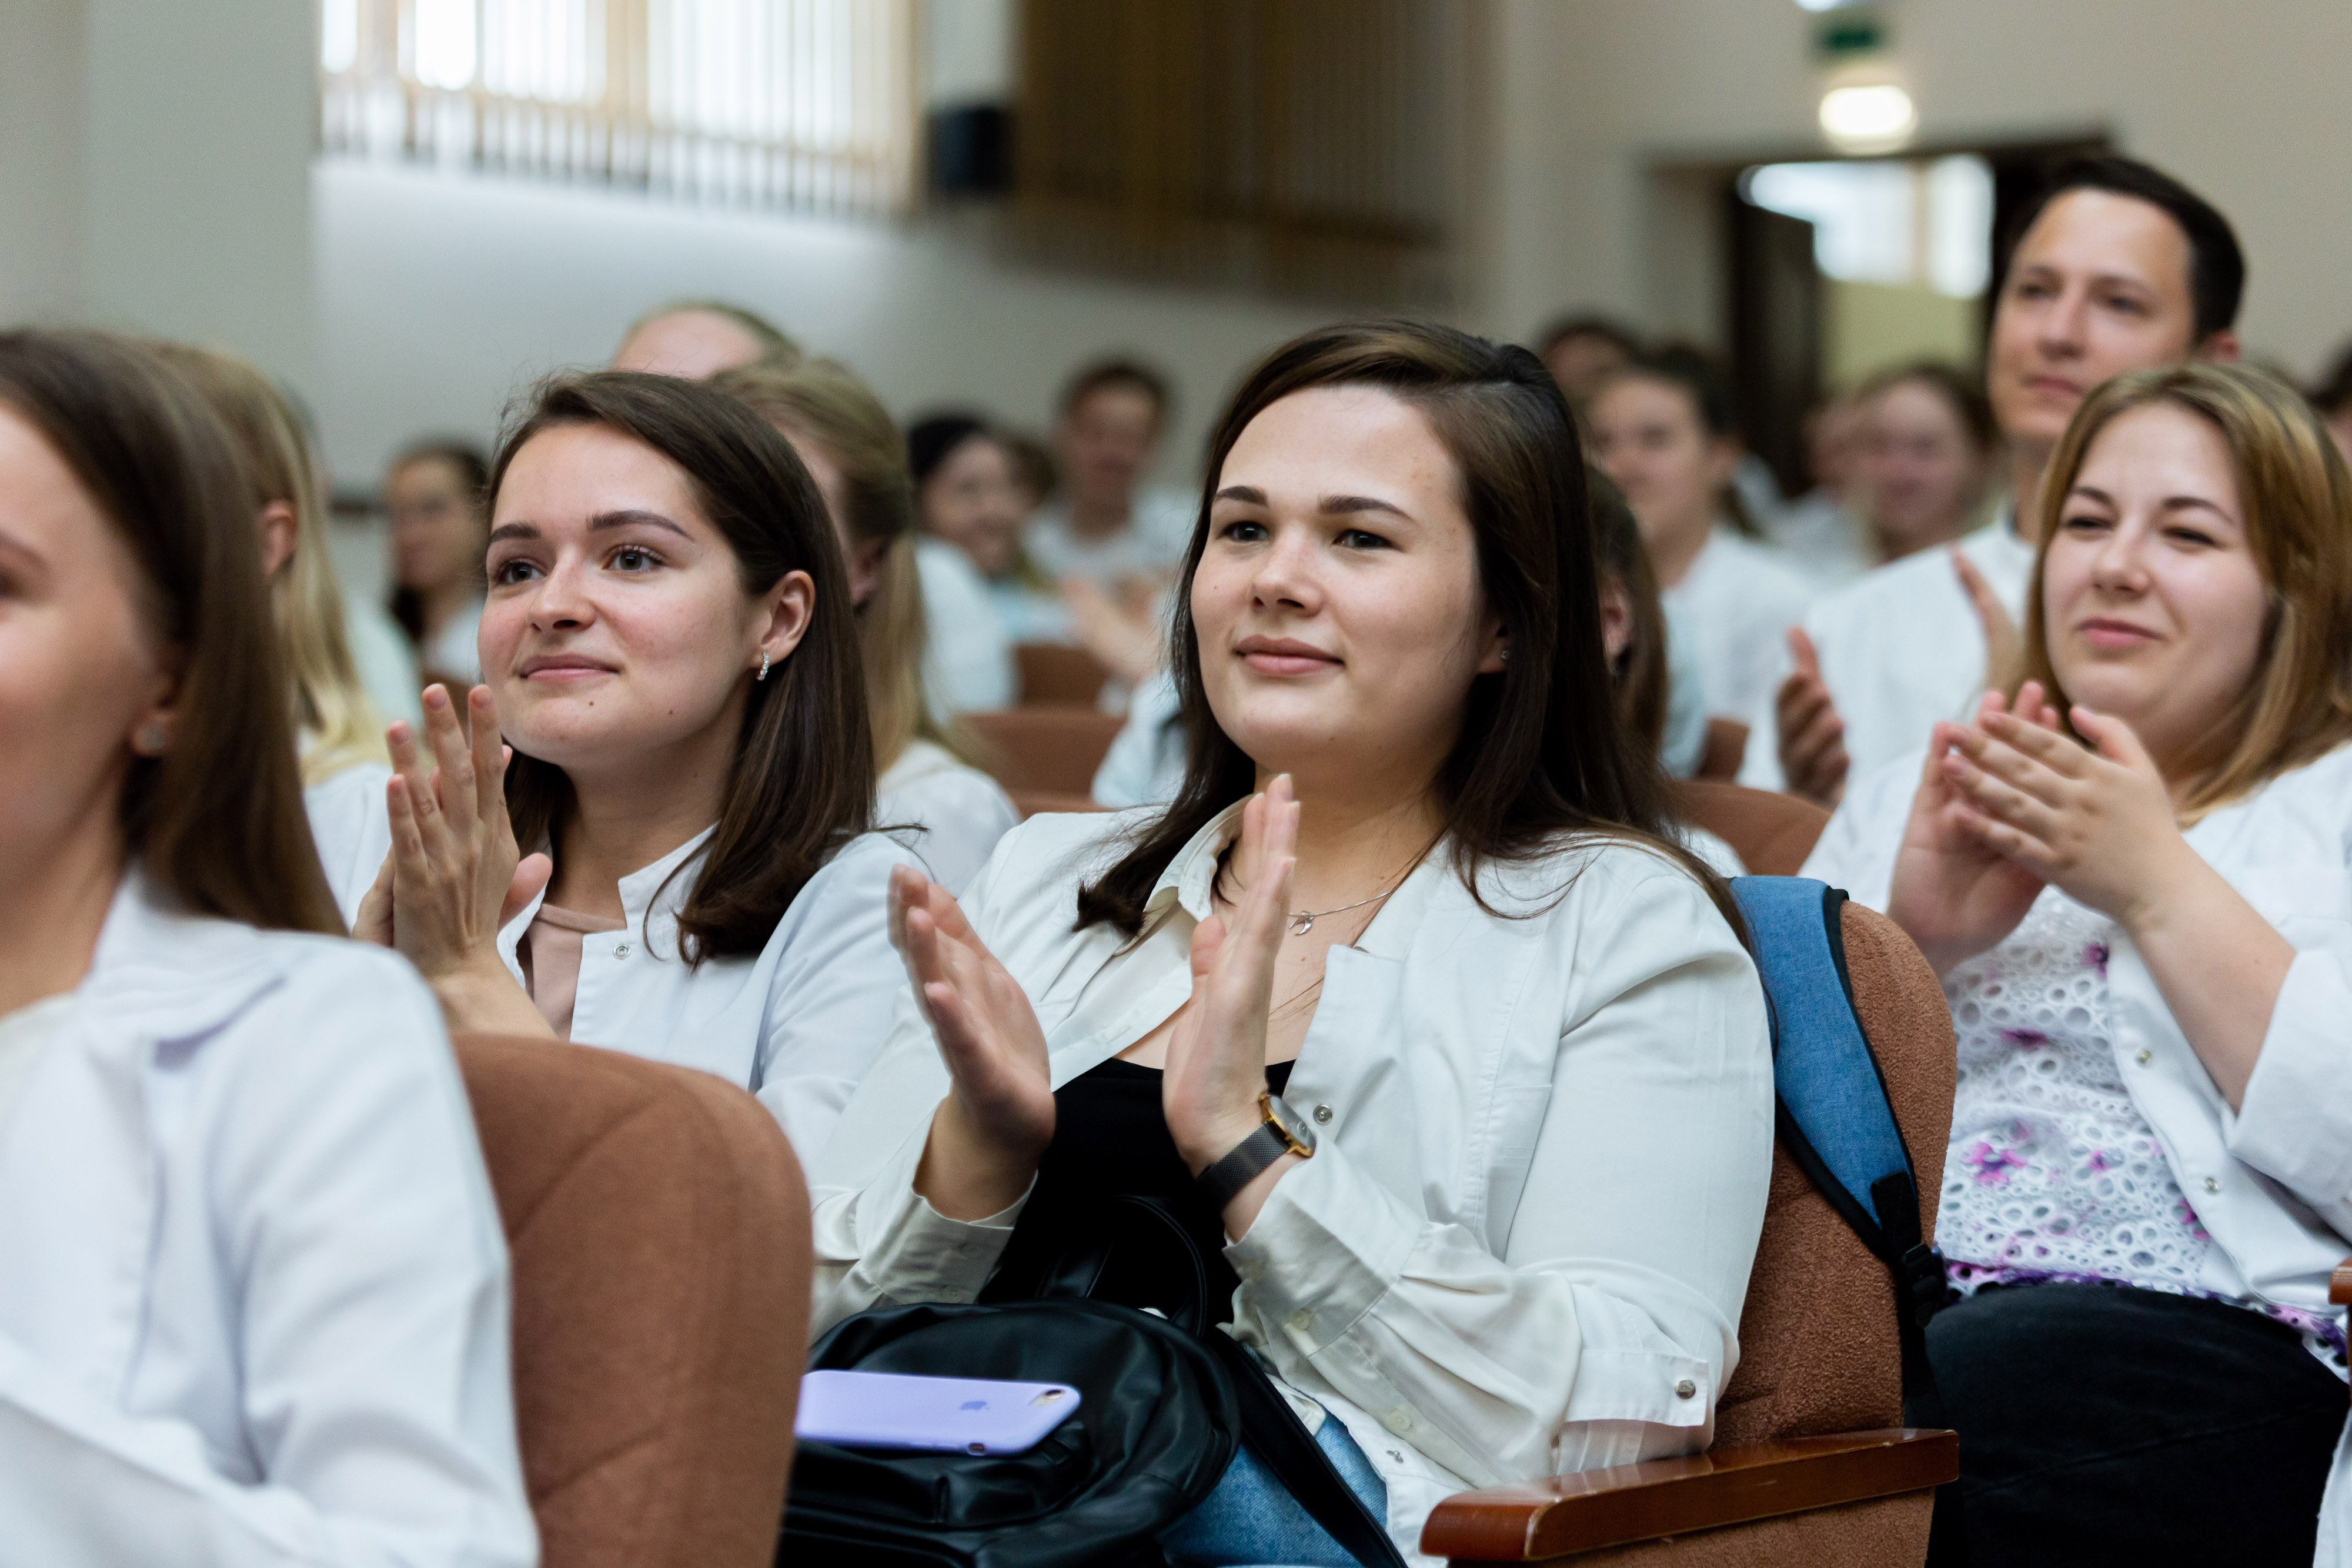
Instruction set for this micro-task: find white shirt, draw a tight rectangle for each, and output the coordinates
[1091,668,1186,808]
[1739,511,2037,791]
[303,761,393,930]
[1661,528,1818,727]
[917,538,1016,714]
[496,828,918,1162]
[1023,486,1195,586]
[0,872,534,1567]
[1766,489,1872,587]
[420,597,484,686]
[807,805,1775,1564]
[878,738,1021,896]
[343,593,424,726]
[0,992,72,1139]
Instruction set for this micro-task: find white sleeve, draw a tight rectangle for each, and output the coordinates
[1799,753,1918,913]
[880,768,1021,897]
[917,544,1017,714]
[1092,670,1184,808]
[302,765,393,930]
[1225,869,1775,1486]
[2230,944,2352,1235]
[0,954,534,1568]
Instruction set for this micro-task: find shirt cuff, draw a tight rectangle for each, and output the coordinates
[2229,949,2352,1206]
[1223,1140,1419,1352]
[846,1122,1030,1306]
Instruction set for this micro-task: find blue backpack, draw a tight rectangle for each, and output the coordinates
[1731,876,1948,1402]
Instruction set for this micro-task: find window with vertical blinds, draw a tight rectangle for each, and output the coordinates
[1011,0,1473,303]
[319,0,918,217]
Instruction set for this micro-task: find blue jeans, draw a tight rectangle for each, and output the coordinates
[1160,1413,1391,1567]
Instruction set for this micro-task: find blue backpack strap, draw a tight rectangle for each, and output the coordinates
[1730,877,1948,1398]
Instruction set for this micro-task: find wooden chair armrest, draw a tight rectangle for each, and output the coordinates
[1420,1428,1957,1562]
[2331,1259,2352,1306]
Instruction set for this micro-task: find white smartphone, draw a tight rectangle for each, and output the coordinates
[795,1369,1084,1456]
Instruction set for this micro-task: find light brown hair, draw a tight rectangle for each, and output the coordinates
[0,329,341,934]
[2021,362,2352,816]
[148,343,391,785]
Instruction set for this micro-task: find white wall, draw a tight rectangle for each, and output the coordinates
[312,159,1340,487]
[1488,0,2352,378]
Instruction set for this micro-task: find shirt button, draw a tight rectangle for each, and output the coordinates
[2204,1176,2220,1193]
[1385,1408,1412,1433]
[1312,1104,1334,1125]
[1675,1379,1698,1399]
[2135,1048,2153,1065]
[614,941,633,958]
[1288,1309,1312,1332]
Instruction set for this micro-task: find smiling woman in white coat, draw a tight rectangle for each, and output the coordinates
[1803,365,2352,1565]
[0,329,533,1566]
[809,321,1775,1566]
[357,370,917,1162]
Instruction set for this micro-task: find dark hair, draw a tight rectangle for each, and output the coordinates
[1535,314,1642,360]
[0,330,340,934]
[1587,466,1668,756]
[1000,430,1060,505]
[2004,155,2245,342]
[1601,345,1764,537]
[906,411,996,489]
[1058,357,1172,424]
[490,371,874,963]
[1853,360,1998,453]
[1075,319,1732,935]
[2311,342,2352,417]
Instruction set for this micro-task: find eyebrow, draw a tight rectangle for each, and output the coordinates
[486,509,693,546]
[1211,484,1415,522]
[2067,484,2237,523]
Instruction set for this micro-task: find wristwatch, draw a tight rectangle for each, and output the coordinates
[1196,1091,1317,1209]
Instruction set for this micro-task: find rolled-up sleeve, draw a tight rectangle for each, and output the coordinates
[1227,869,1775,1488]
[2230,947,2352,1231]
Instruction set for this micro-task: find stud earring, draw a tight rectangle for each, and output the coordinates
[137,721,169,753]
[757,650,771,682]
[1498,646,1511,665]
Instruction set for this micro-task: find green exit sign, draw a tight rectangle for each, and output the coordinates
[1816,11,1887,58]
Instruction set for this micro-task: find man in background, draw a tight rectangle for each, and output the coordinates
[612,300,799,380]
[1024,357,1191,589]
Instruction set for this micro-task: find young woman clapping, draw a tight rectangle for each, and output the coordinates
[810,322,1775,1564]
[358,371,916,1161]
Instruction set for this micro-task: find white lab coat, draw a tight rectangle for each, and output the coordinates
[1739,511,2037,791]
[1661,527,1818,727]
[1805,747,2352,1565]
[878,738,1020,897]
[0,872,534,1567]
[917,539,1016,715]
[304,761,393,929]
[497,828,918,1162]
[808,805,1776,1564]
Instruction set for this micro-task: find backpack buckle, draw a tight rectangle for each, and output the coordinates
[1896,1243,1947,1328]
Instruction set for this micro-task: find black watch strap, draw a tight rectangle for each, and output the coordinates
[1197,1121,1294,1210]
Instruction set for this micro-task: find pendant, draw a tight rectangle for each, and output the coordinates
[1287,913,1315,936]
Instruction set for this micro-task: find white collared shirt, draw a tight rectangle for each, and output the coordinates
[1662,527,1819,727]
[878,738,1020,896]
[916,539,1016,715]
[1739,510,2037,791]
[807,805,1774,1564]
[497,827,918,1162]
[0,872,534,1567]
[303,760,392,929]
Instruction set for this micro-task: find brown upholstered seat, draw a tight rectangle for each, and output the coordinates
[1425,902,1958,1564]
[1014,641,1111,706]
[963,707,1127,798]
[1673,780,1831,877]
[1697,718,1749,780]
[453,1034,810,1568]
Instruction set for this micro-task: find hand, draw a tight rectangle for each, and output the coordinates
[1164,776,1300,1175]
[1937,701,2194,931]
[895,865,1057,1221]
[1952,547,2023,698]
[1060,578,1164,687]
[376,686,552,1022]
[1773,628,1848,805]
[1887,686,2060,975]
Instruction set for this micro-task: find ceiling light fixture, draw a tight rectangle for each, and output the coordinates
[1819,82,1917,153]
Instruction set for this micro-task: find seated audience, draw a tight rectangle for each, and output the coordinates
[355,370,917,1161]
[610,299,799,379]
[1534,312,1640,413]
[1024,357,1193,589]
[906,412,1027,709]
[0,328,532,1565]
[155,343,395,927]
[2311,340,2352,462]
[1851,360,1999,568]
[1766,390,1871,582]
[385,439,491,688]
[1590,346,1816,730]
[810,320,1773,1564]
[1749,155,2244,802]
[1803,363,2352,1563]
[716,359,1018,894]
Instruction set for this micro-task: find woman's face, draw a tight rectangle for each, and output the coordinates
[386,454,487,596]
[1588,376,1733,554]
[0,405,178,874]
[1861,380,1986,557]
[481,423,811,786]
[918,435,1024,580]
[1192,386,1503,798]
[2042,401,2269,772]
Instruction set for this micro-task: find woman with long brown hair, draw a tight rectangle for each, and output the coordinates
[0,329,530,1564]
[1805,363,2352,1562]
[714,359,1017,894]
[809,321,1773,1563]
[356,370,916,1161]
